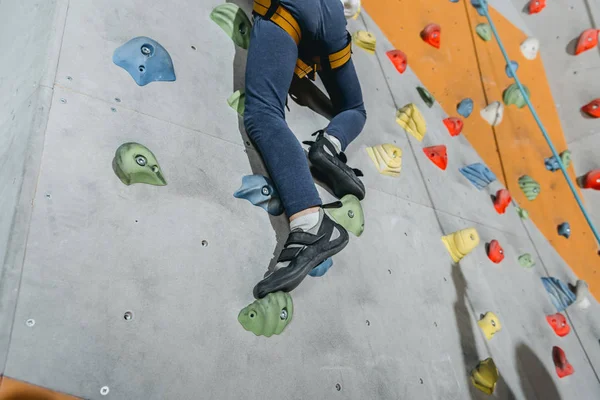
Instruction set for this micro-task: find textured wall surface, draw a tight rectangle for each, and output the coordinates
[0,0,599,399]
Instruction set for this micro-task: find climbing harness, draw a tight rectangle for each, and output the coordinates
[252,0,352,80]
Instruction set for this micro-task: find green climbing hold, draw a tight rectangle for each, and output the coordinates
[325,194,364,237]
[227,90,245,116]
[112,142,167,186]
[518,253,535,268]
[518,175,541,201]
[417,86,435,108]
[210,4,252,49]
[503,83,531,109]
[476,23,492,41]
[560,150,572,169]
[516,207,529,220]
[238,291,293,337]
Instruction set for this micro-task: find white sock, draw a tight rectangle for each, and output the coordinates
[290,209,321,232]
[324,133,342,153]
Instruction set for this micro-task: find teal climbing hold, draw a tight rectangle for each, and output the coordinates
[417,86,435,108]
[476,24,492,41]
[234,175,284,216]
[309,258,333,277]
[505,61,519,78]
[518,175,540,201]
[457,98,474,118]
[460,163,497,190]
[503,83,531,108]
[471,0,488,16]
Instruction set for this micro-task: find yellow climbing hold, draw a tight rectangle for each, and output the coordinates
[352,30,376,54]
[396,103,426,141]
[441,228,480,262]
[471,358,499,395]
[366,144,402,177]
[478,312,502,340]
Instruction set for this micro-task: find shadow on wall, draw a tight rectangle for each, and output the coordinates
[516,342,561,400]
[452,265,517,400]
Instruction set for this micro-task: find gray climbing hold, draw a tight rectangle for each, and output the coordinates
[557,222,571,238]
[113,37,176,86]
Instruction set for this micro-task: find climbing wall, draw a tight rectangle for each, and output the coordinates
[1,0,600,399]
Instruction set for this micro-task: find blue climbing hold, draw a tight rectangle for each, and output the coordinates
[449,0,459,2]
[505,61,519,78]
[113,37,176,86]
[233,175,284,216]
[471,0,488,16]
[460,163,497,190]
[457,98,474,118]
[309,258,333,277]
[545,150,572,172]
[541,277,576,312]
[558,222,571,238]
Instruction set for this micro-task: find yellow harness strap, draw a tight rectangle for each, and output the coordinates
[253,0,352,80]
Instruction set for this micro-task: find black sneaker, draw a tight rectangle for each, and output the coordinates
[304,130,366,200]
[253,209,349,299]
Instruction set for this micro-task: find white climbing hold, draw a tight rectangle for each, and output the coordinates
[480,101,504,126]
[573,280,591,310]
[520,37,540,60]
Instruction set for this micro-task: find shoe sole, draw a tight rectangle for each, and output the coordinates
[309,147,365,200]
[253,223,349,299]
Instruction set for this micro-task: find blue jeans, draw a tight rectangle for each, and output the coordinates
[243,0,367,217]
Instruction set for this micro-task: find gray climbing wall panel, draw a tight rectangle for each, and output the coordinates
[1,0,600,399]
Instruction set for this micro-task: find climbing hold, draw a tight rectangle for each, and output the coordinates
[441,228,480,263]
[573,280,591,310]
[396,104,426,141]
[470,358,498,395]
[325,194,364,237]
[366,144,402,177]
[487,240,505,264]
[520,37,540,60]
[582,169,600,190]
[386,50,408,74]
[470,0,488,16]
[234,175,284,216]
[457,98,474,118]
[460,163,497,190]
[493,189,511,214]
[210,4,252,49]
[552,346,574,378]
[557,222,571,239]
[113,37,176,86]
[227,90,245,116]
[112,143,167,186]
[416,86,435,108]
[528,0,546,14]
[516,207,529,220]
[422,145,448,171]
[443,117,463,136]
[478,312,502,340]
[505,61,519,78]
[541,277,576,312]
[476,24,492,41]
[575,29,599,55]
[518,175,540,201]
[546,313,570,337]
[581,99,600,118]
[480,101,504,126]
[545,150,572,171]
[309,258,333,277]
[238,291,293,337]
[518,253,535,268]
[420,24,441,49]
[342,0,361,19]
[503,83,530,108]
[352,31,376,54]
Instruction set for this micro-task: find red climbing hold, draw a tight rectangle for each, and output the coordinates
[528,0,546,14]
[575,29,599,55]
[583,169,600,190]
[493,189,511,214]
[581,99,600,118]
[546,313,570,337]
[386,50,408,74]
[443,117,463,136]
[423,145,448,171]
[421,24,441,49]
[487,240,504,264]
[552,346,574,378]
